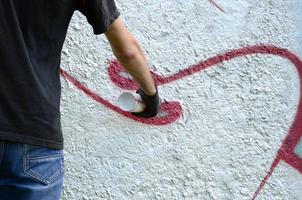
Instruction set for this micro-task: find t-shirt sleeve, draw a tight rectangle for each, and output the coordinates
[78,0,120,35]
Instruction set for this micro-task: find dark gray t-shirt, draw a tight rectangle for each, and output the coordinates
[0,0,120,149]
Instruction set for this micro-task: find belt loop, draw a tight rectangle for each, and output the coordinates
[0,141,4,166]
[23,143,28,156]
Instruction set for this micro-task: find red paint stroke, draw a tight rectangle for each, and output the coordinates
[209,0,225,13]
[107,45,302,198]
[61,45,302,198]
[252,155,282,200]
[60,69,182,126]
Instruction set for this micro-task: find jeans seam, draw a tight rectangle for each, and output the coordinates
[48,157,64,184]
[24,167,50,185]
[22,144,64,185]
[23,155,64,185]
[24,154,63,160]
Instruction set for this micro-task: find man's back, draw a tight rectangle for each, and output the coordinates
[0,1,78,149]
[0,0,121,149]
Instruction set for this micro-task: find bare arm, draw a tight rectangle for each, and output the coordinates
[105,17,156,96]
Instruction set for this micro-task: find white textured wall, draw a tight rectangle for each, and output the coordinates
[60,0,302,199]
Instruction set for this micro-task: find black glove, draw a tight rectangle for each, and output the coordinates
[131,86,160,118]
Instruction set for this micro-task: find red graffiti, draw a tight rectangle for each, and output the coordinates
[61,45,302,199]
[208,0,225,13]
[60,69,182,125]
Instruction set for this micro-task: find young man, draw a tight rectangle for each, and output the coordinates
[0,0,159,199]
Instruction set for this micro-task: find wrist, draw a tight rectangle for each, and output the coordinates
[144,88,156,96]
[143,85,157,96]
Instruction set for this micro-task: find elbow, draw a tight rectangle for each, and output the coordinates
[115,39,139,62]
[117,49,137,62]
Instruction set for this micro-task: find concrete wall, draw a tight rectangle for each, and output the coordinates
[60,0,302,199]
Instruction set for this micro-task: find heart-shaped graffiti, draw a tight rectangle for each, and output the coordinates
[60,45,302,199]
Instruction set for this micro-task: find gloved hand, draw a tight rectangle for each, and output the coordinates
[131,86,160,118]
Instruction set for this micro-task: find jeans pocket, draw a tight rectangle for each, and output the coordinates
[23,144,64,185]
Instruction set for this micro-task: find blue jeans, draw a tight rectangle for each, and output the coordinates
[0,141,64,200]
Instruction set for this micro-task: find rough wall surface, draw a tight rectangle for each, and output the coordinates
[60,0,302,199]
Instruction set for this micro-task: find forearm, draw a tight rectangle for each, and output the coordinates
[115,39,156,96]
[105,17,160,117]
[105,18,156,96]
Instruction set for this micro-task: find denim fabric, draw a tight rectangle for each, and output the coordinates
[0,141,64,200]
